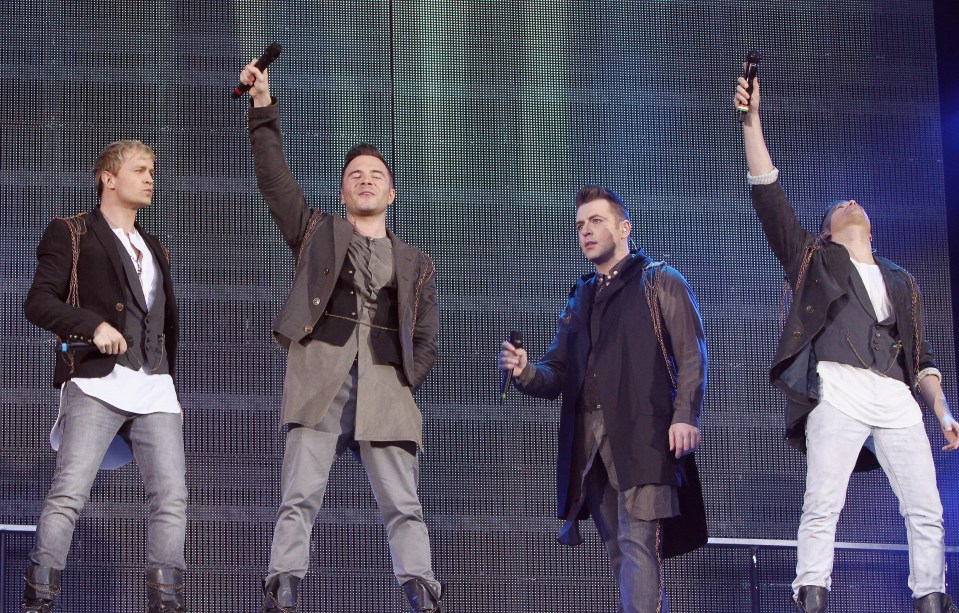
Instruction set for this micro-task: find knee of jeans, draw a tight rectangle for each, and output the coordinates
[46,489,90,516]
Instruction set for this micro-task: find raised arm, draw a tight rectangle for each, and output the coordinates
[737,73,817,282]
[242,61,313,253]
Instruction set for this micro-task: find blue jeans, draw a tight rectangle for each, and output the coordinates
[794,401,945,598]
[30,382,188,571]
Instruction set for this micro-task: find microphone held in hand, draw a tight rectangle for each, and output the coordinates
[58,335,134,353]
[499,330,524,404]
[737,49,762,122]
[232,42,282,99]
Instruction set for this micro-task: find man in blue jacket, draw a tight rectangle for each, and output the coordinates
[500,185,707,613]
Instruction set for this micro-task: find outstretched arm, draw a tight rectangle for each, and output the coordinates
[736,73,775,178]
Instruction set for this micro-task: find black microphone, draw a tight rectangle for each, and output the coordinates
[59,340,97,352]
[58,335,134,353]
[232,42,282,99]
[737,50,762,123]
[500,330,524,404]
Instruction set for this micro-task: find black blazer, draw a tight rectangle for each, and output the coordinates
[24,208,179,387]
[752,179,935,470]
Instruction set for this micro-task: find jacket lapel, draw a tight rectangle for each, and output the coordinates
[845,262,880,322]
[390,230,416,316]
[88,209,147,309]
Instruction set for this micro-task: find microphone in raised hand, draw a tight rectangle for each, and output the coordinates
[737,49,762,122]
[232,42,282,99]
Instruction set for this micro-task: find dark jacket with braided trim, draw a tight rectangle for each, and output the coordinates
[751,179,937,472]
[23,208,178,388]
[516,250,708,558]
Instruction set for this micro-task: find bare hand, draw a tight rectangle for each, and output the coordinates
[941,414,959,451]
[669,422,700,459]
[735,68,760,115]
[240,59,272,107]
[500,340,528,378]
[92,322,127,355]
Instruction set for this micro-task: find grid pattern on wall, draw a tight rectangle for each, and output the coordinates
[0,1,955,611]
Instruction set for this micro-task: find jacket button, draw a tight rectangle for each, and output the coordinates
[792,331,802,339]
[814,279,820,285]
[350,312,357,317]
[323,268,330,275]
[116,303,124,312]
[805,306,815,313]
[312,297,321,305]
[304,325,313,334]
[350,290,355,295]
[596,404,602,410]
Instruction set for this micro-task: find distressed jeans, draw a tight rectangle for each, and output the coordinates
[30,382,188,571]
[794,401,945,598]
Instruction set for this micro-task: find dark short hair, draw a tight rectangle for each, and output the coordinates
[341,143,394,186]
[575,185,630,222]
[819,199,850,236]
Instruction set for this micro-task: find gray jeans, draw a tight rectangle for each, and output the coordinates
[585,461,669,613]
[267,370,439,592]
[794,401,946,598]
[30,382,187,571]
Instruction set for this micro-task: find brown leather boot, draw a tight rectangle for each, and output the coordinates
[795,585,828,612]
[261,573,300,613]
[915,592,959,613]
[21,564,61,613]
[145,568,187,612]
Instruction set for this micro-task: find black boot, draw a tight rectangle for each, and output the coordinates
[21,564,61,613]
[402,578,444,613]
[145,568,187,612]
[795,585,828,613]
[261,573,300,613]
[915,593,959,613]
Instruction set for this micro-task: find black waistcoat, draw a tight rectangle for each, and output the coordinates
[309,257,402,366]
[113,235,170,375]
[812,265,906,383]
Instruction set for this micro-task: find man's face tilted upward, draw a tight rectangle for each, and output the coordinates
[576,198,629,269]
[340,155,396,219]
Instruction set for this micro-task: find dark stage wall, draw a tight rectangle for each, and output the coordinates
[1,1,956,611]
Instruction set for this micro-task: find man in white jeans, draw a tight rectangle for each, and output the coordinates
[736,72,959,613]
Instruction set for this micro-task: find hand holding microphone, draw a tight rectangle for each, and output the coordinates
[234,42,282,104]
[60,323,128,355]
[736,50,762,122]
[499,331,526,403]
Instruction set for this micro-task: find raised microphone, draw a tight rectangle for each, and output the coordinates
[500,331,524,404]
[737,49,762,122]
[232,42,282,99]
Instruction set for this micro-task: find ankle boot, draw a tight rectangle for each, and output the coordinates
[401,578,445,613]
[261,573,300,613]
[21,564,61,613]
[145,568,187,612]
[795,585,828,613]
[915,593,959,613]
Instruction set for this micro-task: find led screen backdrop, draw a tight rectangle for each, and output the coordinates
[1,1,955,611]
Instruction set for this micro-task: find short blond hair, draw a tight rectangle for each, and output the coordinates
[92,140,155,198]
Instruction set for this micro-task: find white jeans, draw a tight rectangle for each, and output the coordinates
[794,401,946,598]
